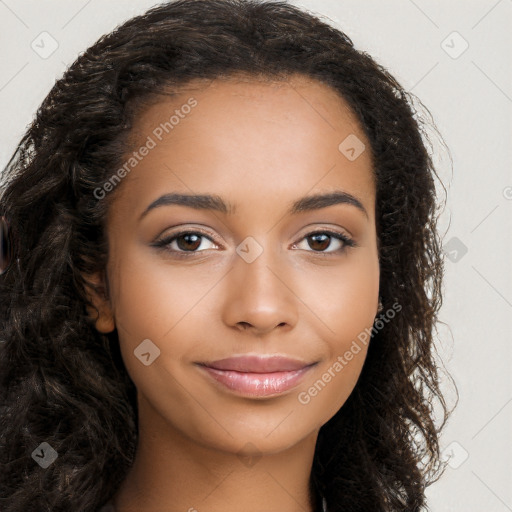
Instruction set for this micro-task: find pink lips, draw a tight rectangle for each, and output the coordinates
[197,355,316,397]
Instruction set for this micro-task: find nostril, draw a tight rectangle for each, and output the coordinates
[0,216,12,275]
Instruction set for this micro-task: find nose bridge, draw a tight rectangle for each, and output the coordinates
[236,238,280,296]
[221,235,298,332]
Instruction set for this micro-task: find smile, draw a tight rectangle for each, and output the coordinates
[196,355,318,397]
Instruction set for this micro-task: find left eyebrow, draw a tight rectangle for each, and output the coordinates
[138,190,368,221]
[289,191,368,219]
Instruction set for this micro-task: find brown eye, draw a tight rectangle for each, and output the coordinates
[152,230,219,258]
[175,233,203,251]
[0,216,13,275]
[294,230,356,254]
[307,233,332,252]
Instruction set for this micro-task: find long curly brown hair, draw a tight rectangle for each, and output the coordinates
[0,1,454,510]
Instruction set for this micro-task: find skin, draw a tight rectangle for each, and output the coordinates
[87,74,380,512]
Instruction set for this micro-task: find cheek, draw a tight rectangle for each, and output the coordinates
[108,251,210,343]
[296,349,367,426]
[108,250,227,394]
[292,252,378,414]
[109,257,212,412]
[296,271,376,420]
[294,251,379,344]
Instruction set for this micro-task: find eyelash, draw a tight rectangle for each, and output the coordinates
[152,228,357,259]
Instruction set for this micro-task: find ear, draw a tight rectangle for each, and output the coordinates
[83,270,116,333]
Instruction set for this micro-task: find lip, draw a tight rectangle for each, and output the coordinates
[201,355,312,373]
[196,355,317,397]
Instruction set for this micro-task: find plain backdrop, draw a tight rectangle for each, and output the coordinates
[1,1,511,511]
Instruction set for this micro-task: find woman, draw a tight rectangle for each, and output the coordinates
[0,1,452,510]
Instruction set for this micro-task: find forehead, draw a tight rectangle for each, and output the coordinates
[110,74,375,222]
[131,74,370,153]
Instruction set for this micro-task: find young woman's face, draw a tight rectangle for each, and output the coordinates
[98,75,379,455]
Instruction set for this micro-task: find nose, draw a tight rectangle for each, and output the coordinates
[220,242,299,336]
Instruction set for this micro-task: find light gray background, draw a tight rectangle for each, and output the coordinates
[1,1,511,510]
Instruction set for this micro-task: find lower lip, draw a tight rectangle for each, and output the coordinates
[198,365,315,397]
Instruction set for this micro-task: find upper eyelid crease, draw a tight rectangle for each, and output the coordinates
[153,228,356,253]
[139,191,368,221]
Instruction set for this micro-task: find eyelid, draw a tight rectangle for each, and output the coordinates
[291,229,356,252]
[151,225,357,257]
[152,227,221,250]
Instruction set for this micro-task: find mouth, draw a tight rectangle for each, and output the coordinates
[196,355,318,398]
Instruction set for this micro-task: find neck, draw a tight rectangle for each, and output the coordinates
[112,396,321,512]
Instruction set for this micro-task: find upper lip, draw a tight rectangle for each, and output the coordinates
[199,355,314,373]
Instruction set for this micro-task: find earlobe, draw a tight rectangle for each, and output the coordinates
[83,271,116,333]
[91,305,116,334]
